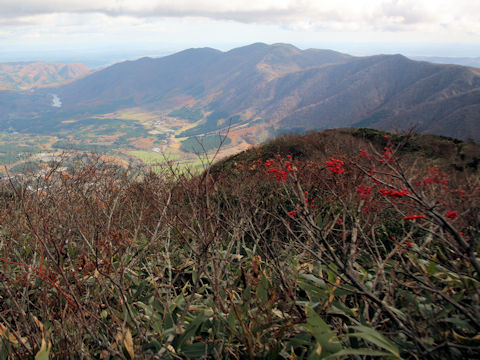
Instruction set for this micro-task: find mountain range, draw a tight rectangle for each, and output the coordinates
[1,43,479,143]
[0,62,90,91]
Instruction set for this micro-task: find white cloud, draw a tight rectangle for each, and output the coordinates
[0,0,478,32]
[0,0,479,60]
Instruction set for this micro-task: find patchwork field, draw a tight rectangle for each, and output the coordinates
[0,106,246,175]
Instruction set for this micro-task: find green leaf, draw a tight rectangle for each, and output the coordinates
[348,325,400,358]
[324,348,391,359]
[288,333,313,348]
[316,214,324,227]
[181,342,207,357]
[300,273,327,287]
[303,306,342,357]
[35,339,51,360]
[172,293,186,310]
[332,288,354,297]
[299,275,329,303]
[142,339,162,352]
[327,269,336,284]
[133,280,147,299]
[329,301,356,317]
[257,280,268,304]
[385,304,407,321]
[177,313,205,348]
[307,343,322,360]
[242,285,252,302]
[440,317,475,332]
[226,311,236,332]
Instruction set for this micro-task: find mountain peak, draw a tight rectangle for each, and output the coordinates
[271,43,300,50]
[225,42,270,55]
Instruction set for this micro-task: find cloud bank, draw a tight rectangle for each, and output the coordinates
[0,0,478,34]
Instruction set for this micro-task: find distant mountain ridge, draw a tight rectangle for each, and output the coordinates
[0,62,90,90]
[54,43,352,110]
[411,56,480,69]
[1,43,480,142]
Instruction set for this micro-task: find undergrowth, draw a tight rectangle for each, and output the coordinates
[0,129,479,359]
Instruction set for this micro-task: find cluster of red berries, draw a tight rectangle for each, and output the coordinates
[265,155,295,181]
[377,188,409,198]
[326,158,345,174]
[357,185,373,199]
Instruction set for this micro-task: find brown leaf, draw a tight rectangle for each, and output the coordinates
[32,316,44,333]
[0,322,19,344]
[123,328,134,360]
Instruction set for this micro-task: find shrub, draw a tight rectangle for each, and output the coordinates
[0,130,479,359]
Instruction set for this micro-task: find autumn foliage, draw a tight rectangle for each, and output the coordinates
[0,128,479,359]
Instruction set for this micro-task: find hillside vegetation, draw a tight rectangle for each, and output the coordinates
[3,44,480,145]
[0,62,90,91]
[0,129,479,359]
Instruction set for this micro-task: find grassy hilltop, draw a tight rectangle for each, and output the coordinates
[0,128,479,359]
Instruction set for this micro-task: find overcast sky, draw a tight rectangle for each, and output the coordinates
[1,0,479,65]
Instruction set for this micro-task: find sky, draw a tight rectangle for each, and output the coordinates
[1,0,479,66]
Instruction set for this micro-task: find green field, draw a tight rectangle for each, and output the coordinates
[128,150,180,164]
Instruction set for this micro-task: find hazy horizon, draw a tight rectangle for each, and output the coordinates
[2,42,480,69]
[1,1,479,67]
